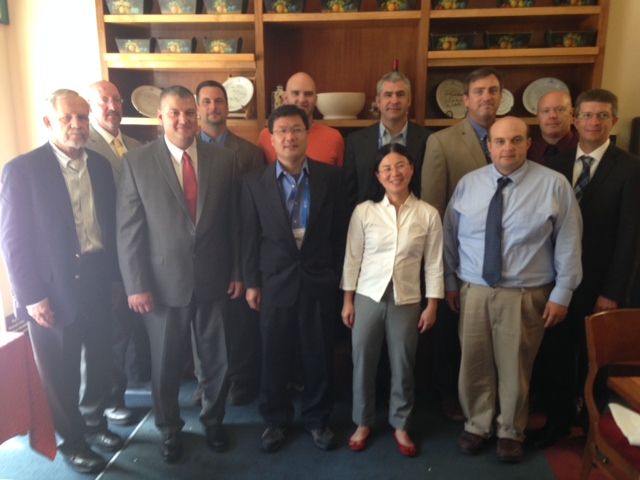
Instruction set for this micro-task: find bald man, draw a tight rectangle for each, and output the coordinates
[527,90,578,165]
[258,72,344,167]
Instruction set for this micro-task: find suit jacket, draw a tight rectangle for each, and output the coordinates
[222,131,265,175]
[343,121,429,210]
[548,144,640,310]
[421,118,487,218]
[86,126,141,181]
[117,137,239,307]
[241,159,347,310]
[0,143,117,326]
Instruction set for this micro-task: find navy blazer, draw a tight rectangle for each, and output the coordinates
[0,143,117,326]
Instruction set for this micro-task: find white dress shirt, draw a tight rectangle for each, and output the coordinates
[164,136,198,189]
[572,139,609,186]
[91,120,127,158]
[341,193,444,305]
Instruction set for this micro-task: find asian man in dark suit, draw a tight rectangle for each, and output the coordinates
[343,71,429,212]
[0,89,122,474]
[117,85,241,462]
[533,88,640,448]
[242,105,347,453]
[195,79,265,405]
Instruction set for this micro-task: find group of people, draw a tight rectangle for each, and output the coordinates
[0,65,639,475]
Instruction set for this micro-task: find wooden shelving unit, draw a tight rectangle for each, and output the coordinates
[94,0,610,140]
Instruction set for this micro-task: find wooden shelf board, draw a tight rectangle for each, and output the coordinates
[425,117,538,128]
[104,13,255,24]
[316,119,377,128]
[429,6,600,20]
[104,53,256,71]
[263,11,421,25]
[122,117,258,126]
[428,47,598,67]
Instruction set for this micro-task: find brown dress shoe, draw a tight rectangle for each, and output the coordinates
[496,438,523,463]
[457,431,485,455]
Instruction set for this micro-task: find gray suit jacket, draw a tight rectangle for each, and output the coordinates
[421,118,487,218]
[117,137,239,307]
[86,126,142,181]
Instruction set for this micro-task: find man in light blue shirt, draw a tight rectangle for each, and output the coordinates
[443,116,582,463]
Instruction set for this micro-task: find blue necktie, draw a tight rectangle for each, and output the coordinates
[574,155,594,202]
[482,176,511,287]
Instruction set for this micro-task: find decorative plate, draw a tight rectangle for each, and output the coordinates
[203,0,248,13]
[435,79,466,119]
[203,38,242,54]
[223,77,254,112]
[377,0,415,11]
[106,0,144,14]
[321,0,361,11]
[485,32,531,49]
[497,88,514,116]
[522,77,570,115]
[545,30,597,48]
[116,38,152,53]
[131,85,162,118]
[430,32,475,50]
[497,0,535,6]
[159,0,197,13]
[432,0,468,8]
[265,0,304,13]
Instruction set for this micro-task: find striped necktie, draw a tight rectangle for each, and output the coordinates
[574,155,594,202]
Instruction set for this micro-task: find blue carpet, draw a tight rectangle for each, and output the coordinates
[1,382,557,479]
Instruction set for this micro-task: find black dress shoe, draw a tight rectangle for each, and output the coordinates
[260,427,286,453]
[307,426,336,451]
[85,430,123,452]
[528,424,570,449]
[206,425,229,452]
[60,445,106,474]
[162,432,182,463]
[105,407,136,426]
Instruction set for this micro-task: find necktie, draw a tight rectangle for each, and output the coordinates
[182,151,197,223]
[574,155,594,202]
[482,176,511,287]
[481,134,492,164]
[112,137,127,159]
[68,158,82,172]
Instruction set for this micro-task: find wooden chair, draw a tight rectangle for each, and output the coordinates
[581,309,640,480]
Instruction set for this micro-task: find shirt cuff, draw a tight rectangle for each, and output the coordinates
[549,286,572,307]
[26,298,48,315]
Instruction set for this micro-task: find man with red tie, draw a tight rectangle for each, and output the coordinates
[117,85,241,462]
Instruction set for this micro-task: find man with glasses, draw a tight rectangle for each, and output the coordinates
[85,80,146,427]
[242,105,347,453]
[0,89,122,473]
[117,85,240,462]
[535,89,640,448]
[528,90,578,165]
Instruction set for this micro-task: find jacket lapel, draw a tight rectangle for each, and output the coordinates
[195,140,210,225]
[305,160,326,240]
[261,163,297,251]
[581,144,616,204]
[40,144,76,231]
[153,139,192,221]
[461,119,488,169]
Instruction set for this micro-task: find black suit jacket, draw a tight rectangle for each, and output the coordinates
[241,159,347,310]
[0,143,117,326]
[343,121,430,210]
[548,144,640,311]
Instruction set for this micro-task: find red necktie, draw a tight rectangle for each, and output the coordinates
[182,151,197,223]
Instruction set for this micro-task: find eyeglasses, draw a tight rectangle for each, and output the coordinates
[539,106,569,116]
[576,111,612,121]
[58,114,90,125]
[97,96,124,106]
[273,127,306,137]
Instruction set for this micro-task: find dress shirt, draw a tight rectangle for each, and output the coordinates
[165,136,198,188]
[200,129,228,146]
[51,142,104,254]
[342,193,444,305]
[572,139,610,186]
[378,121,408,148]
[467,116,489,146]
[276,159,310,249]
[90,120,127,158]
[527,127,578,165]
[443,160,583,306]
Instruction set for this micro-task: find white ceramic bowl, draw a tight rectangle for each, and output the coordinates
[316,92,366,120]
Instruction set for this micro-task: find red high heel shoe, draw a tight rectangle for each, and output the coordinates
[349,429,371,452]
[394,431,417,457]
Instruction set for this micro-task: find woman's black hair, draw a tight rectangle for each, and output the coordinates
[365,143,415,203]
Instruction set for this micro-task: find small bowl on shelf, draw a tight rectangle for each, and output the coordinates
[159,0,197,13]
[430,32,475,51]
[377,0,416,11]
[203,37,243,53]
[321,0,360,12]
[553,0,596,5]
[106,0,145,14]
[203,0,248,13]
[545,30,597,47]
[156,38,195,53]
[497,0,535,6]
[485,32,531,49]
[265,0,304,12]
[116,38,152,53]
[431,0,468,8]
[316,92,366,120]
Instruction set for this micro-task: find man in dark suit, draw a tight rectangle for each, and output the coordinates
[0,89,122,474]
[195,79,265,405]
[242,105,346,453]
[344,70,429,211]
[117,85,241,462]
[533,88,640,448]
[85,80,147,426]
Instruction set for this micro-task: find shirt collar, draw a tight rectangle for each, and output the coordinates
[489,159,529,185]
[50,141,88,170]
[276,158,309,179]
[200,129,227,145]
[164,135,196,163]
[91,120,121,145]
[378,121,408,145]
[381,192,416,208]
[576,138,610,164]
[467,116,489,141]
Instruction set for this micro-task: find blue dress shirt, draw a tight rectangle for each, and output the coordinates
[443,160,583,306]
[200,130,228,145]
[276,159,310,236]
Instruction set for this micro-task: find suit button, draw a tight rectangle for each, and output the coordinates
[75,253,81,258]
[75,274,80,279]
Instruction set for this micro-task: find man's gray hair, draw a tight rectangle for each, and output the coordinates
[376,71,412,97]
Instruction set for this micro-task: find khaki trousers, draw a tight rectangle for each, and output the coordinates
[458,282,550,441]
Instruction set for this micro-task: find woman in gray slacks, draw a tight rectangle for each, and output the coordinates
[341,143,444,457]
